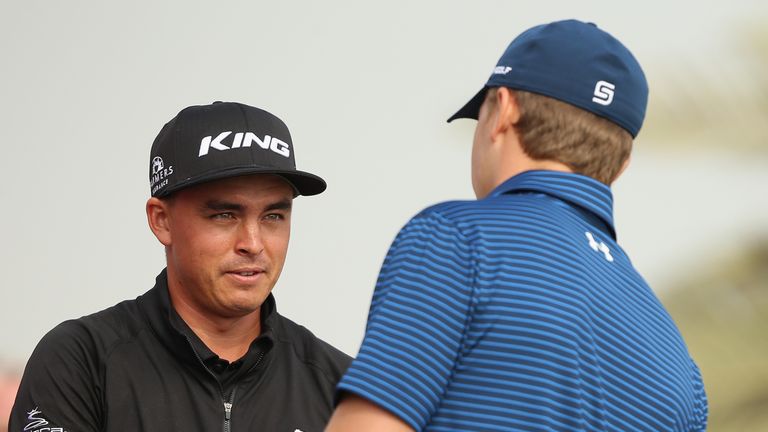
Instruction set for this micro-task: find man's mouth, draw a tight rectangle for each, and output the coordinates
[226,267,266,279]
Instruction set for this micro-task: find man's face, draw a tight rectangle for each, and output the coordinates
[471,90,497,199]
[161,174,294,319]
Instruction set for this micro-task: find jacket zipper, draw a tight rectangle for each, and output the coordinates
[223,387,236,432]
[183,335,267,432]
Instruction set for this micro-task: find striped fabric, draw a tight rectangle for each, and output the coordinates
[337,170,708,431]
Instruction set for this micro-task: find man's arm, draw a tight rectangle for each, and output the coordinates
[327,209,475,431]
[326,395,413,432]
[9,321,102,432]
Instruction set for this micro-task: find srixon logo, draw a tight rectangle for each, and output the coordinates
[198,131,291,158]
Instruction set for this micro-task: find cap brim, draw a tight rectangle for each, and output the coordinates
[275,170,327,196]
[157,167,327,198]
[447,87,489,122]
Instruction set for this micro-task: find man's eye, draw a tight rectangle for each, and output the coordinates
[211,213,235,220]
[263,213,284,222]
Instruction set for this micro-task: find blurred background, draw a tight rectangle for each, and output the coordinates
[1,1,766,430]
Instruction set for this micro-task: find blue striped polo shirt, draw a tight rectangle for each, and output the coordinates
[337,170,708,431]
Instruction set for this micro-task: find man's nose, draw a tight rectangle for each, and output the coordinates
[235,221,264,256]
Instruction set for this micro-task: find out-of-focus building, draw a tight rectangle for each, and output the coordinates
[662,240,768,431]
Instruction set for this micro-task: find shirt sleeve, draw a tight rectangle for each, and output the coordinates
[336,210,475,430]
[9,321,103,432]
[692,361,709,431]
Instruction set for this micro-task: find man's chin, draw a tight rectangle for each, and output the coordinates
[220,293,269,316]
[213,279,273,316]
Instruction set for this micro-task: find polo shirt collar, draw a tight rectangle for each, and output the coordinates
[488,170,616,239]
[168,294,277,366]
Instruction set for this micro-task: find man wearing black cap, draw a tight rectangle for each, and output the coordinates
[327,20,708,431]
[10,102,351,431]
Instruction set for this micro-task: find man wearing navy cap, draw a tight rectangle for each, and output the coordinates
[327,20,708,431]
[10,102,351,431]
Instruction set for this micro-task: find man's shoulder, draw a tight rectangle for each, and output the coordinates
[39,295,148,361]
[401,196,587,258]
[419,199,479,217]
[12,292,157,431]
[405,199,481,229]
[272,313,352,381]
[418,192,578,230]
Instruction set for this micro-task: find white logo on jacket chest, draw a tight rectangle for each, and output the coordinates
[585,231,614,262]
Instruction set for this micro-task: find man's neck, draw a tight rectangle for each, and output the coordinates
[170,292,263,362]
[486,149,572,199]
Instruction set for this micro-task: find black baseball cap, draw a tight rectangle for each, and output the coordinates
[149,101,326,197]
[448,20,648,138]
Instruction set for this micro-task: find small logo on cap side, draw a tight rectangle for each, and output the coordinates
[150,156,174,194]
[198,131,291,158]
[592,80,615,106]
[493,66,512,75]
[151,156,164,175]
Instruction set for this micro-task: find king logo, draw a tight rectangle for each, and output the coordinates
[198,131,291,158]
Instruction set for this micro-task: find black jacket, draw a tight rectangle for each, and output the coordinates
[10,270,352,432]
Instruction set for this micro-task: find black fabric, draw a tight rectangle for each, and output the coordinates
[9,269,351,432]
[167,304,262,397]
[149,101,327,198]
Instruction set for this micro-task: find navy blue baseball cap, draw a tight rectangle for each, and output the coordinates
[448,19,648,137]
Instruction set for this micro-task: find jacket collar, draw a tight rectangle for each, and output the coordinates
[138,269,276,368]
[488,170,616,239]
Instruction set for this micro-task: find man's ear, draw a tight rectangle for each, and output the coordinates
[491,87,522,141]
[146,197,172,246]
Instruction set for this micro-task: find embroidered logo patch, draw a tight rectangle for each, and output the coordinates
[24,407,67,431]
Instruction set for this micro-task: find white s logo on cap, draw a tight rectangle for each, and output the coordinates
[592,80,615,106]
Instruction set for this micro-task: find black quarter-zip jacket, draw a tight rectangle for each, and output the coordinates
[10,270,352,432]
